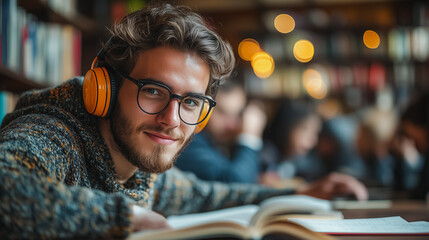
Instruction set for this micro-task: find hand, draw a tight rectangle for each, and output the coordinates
[242,100,267,138]
[259,172,282,186]
[390,134,421,166]
[297,172,368,201]
[131,205,171,231]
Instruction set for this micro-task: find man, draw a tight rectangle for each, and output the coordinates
[176,79,266,183]
[0,4,367,239]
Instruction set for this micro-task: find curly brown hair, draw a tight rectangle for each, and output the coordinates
[99,4,235,97]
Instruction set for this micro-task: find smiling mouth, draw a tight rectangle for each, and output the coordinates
[145,131,177,145]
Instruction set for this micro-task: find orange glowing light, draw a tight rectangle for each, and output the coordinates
[363,30,380,49]
[238,38,261,61]
[302,68,328,99]
[293,40,315,63]
[251,51,275,78]
[274,14,295,34]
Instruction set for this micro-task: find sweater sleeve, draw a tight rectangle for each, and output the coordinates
[152,167,296,216]
[0,113,133,239]
[175,133,260,183]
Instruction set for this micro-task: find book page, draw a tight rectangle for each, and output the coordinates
[259,195,332,213]
[250,195,335,226]
[289,216,429,235]
[167,196,334,230]
[167,205,259,229]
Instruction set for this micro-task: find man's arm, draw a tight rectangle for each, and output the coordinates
[0,164,133,238]
[152,167,296,216]
[152,169,369,217]
[0,114,133,239]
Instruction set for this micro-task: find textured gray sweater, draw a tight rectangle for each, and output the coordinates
[0,78,295,239]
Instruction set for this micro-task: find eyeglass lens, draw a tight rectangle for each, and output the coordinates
[137,83,210,125]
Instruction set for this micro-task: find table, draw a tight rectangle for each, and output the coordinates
[335,200,429,240]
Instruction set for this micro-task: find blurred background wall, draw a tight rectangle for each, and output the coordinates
[1,0,428,121]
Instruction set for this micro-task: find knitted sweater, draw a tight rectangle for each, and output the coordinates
[0,78,295,239]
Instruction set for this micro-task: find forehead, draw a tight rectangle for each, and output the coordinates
[130,47,210,94]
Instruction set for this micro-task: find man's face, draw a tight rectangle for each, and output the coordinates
[111,47,210,173]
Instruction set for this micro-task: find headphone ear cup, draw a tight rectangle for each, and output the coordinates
[194,104,212,133]
[104,67,119,118]
[83,67,116,118]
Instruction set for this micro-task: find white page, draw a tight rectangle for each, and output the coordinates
[289,216,429,234]
[167,205,259,229]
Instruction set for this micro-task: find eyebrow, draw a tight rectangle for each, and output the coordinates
[133,77,207,96]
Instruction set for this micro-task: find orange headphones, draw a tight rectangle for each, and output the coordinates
[82,39,212,133]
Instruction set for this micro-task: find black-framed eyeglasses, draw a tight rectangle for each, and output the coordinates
[118,72,216,125]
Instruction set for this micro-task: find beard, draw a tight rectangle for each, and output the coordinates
[110,105,194,173]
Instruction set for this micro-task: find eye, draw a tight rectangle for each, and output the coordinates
[140,84,168,99]
[183,97,199,106]
[143,87,159,95]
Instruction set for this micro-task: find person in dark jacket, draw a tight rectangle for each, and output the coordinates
[176,79,266,183]
[397,92,429,199]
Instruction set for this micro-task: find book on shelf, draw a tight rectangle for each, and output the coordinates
[1,0,82,88]
[0,91,19,123]
[0,0,3,67]
[128,195,341,240]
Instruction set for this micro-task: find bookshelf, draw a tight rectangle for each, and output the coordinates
[0,0,103,122]
[0,66,47,92]
[0,0,99,94]
[231,1,429,111]
[17,0,97,37]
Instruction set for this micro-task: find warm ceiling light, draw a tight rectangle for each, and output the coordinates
[274,14,295,34]
[251,51,275,78]
[363,30,380,49]
[302,68,328,99]
[238,38,261,61]
[293,40,315,63]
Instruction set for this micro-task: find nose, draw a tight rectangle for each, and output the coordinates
[156,99,181,128]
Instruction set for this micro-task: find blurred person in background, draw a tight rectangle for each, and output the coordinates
[355,107,398,187]
[392,92,429,200]
[175,83,368,201]
[259,99,368,200]
[175,79,267,183]
[314,112,366,181]
[390,127,424,197]
[259,100,322,186]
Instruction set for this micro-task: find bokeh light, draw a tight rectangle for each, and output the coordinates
[238,38,261,61]
[274,14,295,34]
[302,68,328,99]
[251,51,275,78]
[363,30,380,49]
[293,40,315,63]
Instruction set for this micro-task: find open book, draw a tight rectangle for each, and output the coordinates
[128,195,341,240]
